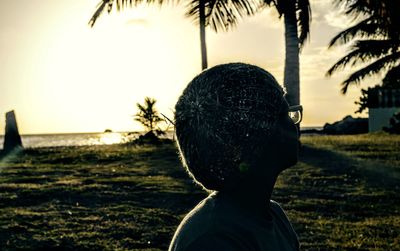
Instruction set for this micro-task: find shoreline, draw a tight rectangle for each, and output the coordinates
[0,129,327,150]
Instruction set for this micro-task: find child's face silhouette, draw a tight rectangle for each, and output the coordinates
[268,101,300,173]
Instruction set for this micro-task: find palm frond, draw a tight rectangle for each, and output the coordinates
[89,0,138,27]
[383,64,400,87]
[89,0,113,27]
[332,0,385,19]
[329,0,400,93]
[328,16,388,47]
[136,103,147,113]
[327,39,398,76]
[144,97,157,112]
[186,0,262,32]
[263,0,275,6]
[115,0,134,10]
[352,39,398,54]
[345,0,374,18]
[89,0,177,27]
[296,0,311,48]
[340,51,400,94]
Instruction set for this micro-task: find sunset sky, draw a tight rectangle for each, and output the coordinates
[0,0,379,134]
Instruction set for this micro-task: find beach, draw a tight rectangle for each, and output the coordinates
[0,133,399,250]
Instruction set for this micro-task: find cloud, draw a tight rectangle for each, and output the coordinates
[322,2,368,30]
[309,0,358,29]
[259,7,282,29]
[309,0,333,23]
[300,45,351,82]
[311,0,331,11]
[324,10,354,29]
[243,7,283,30]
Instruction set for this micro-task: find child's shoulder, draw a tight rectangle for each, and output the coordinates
[269,199,292,225]
[270,199,285,213]
[270,199,300,249]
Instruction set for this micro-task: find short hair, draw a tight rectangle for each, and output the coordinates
[175,63,285,191]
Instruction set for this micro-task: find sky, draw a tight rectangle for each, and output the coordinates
[0,0,379,134]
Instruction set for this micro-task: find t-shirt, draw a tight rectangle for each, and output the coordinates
[169,192,299,251]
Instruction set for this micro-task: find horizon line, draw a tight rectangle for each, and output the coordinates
[0,125,325,136]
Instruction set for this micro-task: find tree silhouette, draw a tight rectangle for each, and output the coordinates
[134,97,163,133]
[185,0,261,69]
[355,66,400,113]
[88,0,261,70]
[326,0,400,94]
[263,0,311,107]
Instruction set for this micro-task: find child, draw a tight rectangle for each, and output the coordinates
[170,63,301,251]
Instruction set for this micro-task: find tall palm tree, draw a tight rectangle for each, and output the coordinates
[326,0,400,94]
[89,0,261,70]
[263,0,311,106]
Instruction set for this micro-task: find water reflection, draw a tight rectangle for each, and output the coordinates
[98,132,124,145]
[0,131,175,149]
[0,132,134,149]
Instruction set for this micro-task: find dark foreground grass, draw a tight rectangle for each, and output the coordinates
[278,133,400,250]
[0,133,399,250]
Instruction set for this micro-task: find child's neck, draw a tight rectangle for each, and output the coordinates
[218,175,277,218]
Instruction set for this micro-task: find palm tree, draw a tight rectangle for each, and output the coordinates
[89,0,261,70]
[135,97,164,133]
[263,0,311,106]
[326,0,400,94]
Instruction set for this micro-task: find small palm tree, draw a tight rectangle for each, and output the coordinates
[135,97,163,133]
[326,0,400,94]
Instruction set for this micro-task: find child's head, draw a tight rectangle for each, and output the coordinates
[175,63,295,191]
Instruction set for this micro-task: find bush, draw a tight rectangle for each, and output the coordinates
[383,112,400,134]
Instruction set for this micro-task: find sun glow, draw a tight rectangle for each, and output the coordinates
[98,133,124,145]
[0,1,370,134]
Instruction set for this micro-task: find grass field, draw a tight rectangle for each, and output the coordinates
[0,133,399,250]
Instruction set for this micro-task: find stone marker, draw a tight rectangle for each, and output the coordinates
[3,110,23,152]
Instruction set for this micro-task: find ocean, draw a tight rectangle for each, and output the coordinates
[0,132,150,149]
[0,127,321,149]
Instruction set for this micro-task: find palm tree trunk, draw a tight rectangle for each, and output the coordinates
[199,0,208,70]
[283,5,300,106]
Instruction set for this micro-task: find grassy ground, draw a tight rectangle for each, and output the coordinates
[279,133,400,250]
[0,133,399,250]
